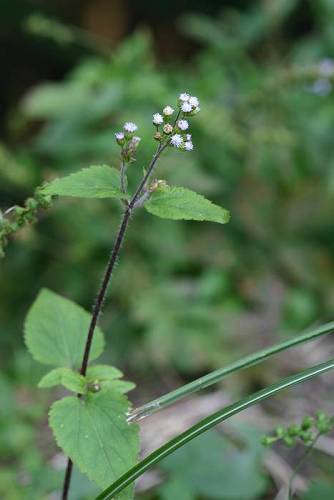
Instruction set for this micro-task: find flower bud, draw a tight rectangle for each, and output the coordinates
[163,123,173,134]
[154,132,163,141]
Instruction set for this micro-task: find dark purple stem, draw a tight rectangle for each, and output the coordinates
[61,141,167,499]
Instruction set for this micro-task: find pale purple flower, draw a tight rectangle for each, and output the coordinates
[181,102,192,113]
[123,122,138,133]
[184,141,194,151]
[189,96,199,107]
[178,119,189,131]
[179,92,190,101]
[115,132,125,141]
[170,134,183,148]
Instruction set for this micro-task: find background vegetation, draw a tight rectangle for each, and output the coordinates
[1,1,334,498]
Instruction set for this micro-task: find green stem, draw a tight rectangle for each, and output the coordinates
[128,322,334,423]
[288,432,321,500]
[97,358,334,500]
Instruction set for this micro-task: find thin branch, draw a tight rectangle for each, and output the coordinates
[288,432,321,500]
[61,140,169,499]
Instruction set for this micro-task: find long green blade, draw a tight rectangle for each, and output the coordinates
[128,322,334,423]
[97,358,334,500]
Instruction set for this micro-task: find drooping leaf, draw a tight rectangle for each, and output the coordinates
[38,367,86,394]
[25,289,104,368]
[145,186,230,224]
[49,388,139,499]
[42,165,124,199]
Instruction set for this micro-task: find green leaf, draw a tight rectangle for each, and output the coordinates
[96,358,334,499]
[86,365,123,382]
[145,186,230,224]
[25,289,104,369]
[50,388,139,499]
[87,365,135,394]
[42,165,124,199]
[103,380,136,394]
[38,367,86,394]
[129,321,334,422]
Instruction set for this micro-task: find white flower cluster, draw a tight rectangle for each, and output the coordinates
[152,92,200,151]
[115,122,141,161]
[115,122,139,142]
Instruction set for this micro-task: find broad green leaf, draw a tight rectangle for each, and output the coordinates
[49,388,139,499]
[145,186,230,224]
[25,289,104,369]
[87,365,123,382]
[42,165,124,199]
[38,367,86,394]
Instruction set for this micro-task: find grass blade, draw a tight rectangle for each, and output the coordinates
[128,322,334,423]
[97,357,334,500]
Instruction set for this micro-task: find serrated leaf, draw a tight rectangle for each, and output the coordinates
[49,389,139,499]
[38,368,86,394]
[25,289,104,369]
[86,365,123,382]
[145,186,230,224]
[42,165,125,199]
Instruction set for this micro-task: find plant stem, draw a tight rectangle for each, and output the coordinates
[127,321,334,423]
[288,432,321,500]
[61,141,167,499]
[61,459,73,500]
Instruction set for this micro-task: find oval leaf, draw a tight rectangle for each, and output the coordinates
[50,389,139,499]
[42,165,124,199]
[87,365,123,382]
[145,186,230,224]
[25,289,104,368]
[38,367,86,394]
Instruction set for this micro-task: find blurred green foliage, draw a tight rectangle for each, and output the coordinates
[1,0,334,497]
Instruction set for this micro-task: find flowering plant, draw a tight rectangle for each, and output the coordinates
[24,94,229,499]
[16,94,334,500]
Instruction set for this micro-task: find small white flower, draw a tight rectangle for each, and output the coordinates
[189,96,199,107]
[181,102,192,113]
[115,132,125,141]
[153,113,164,125]
[132,136,141,144]
[184,141,194,151]
[178,119,189,131]
[163,106,174,116]
[186,134,192,141]
[124,122,138,133]
[179,92,190,101]
[170,134,183,148]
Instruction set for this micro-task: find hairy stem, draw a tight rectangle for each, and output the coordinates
[61,141,167,499]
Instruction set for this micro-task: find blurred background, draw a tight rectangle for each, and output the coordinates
[1,0,334,498]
